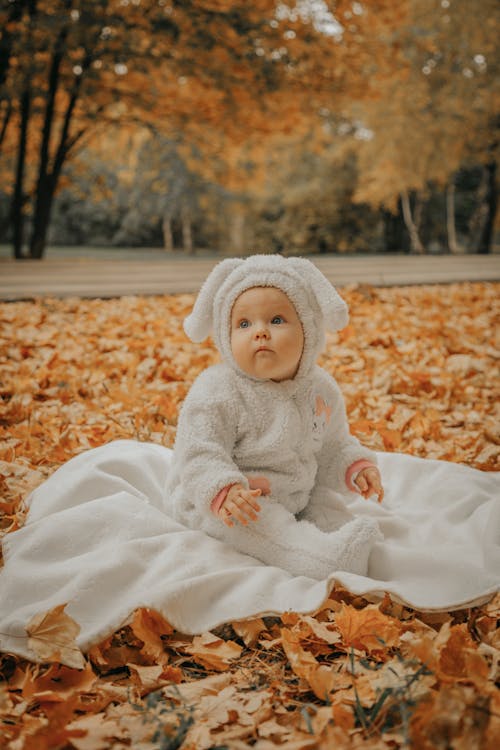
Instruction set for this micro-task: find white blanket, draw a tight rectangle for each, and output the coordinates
[1,440,499,660]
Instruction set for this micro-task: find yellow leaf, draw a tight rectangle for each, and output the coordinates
[26,604,86,669]
[231,617,267,646]
[281,628,335,701]
[184,632,242,672]
[127,663,165,693]
[301,615,341,645]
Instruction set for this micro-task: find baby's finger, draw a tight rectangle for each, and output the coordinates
[355,475,368,493]
[234,494,260,522]
[367,480,384,502]
[229,494,260,523]
[371,480,384,503]
[219,498,241,524]
[226,501,250,526]
[220,506,234,527]
[244,489,262,511]
[366,471,382,494]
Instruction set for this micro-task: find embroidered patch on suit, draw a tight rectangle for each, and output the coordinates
[312,395,332,448]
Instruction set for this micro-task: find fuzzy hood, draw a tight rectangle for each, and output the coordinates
[183,254,348,384]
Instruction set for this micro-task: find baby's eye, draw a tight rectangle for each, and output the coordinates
[239,320,250,329]
[271,315,284,324]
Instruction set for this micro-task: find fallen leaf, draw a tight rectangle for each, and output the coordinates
[184,631,243,671]
[485,688,500,750]
[335,603,402,653]
[281,628,335,701]
[331,702,355,732]
[164,672,232,703]
[300,615,342,645]
[26,604,86,669]
[127,663,165,693]
[130,607,172,665]
[371,656,434,701]
[65,714,122,750]
[231,617,267,646]
[22,662,97,703]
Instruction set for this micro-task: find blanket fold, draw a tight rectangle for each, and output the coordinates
[1,440,498,661]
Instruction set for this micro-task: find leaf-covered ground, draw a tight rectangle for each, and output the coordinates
[1,282,499,749]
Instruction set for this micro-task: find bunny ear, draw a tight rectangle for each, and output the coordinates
[183,258,244,342]
[288,258,349,331]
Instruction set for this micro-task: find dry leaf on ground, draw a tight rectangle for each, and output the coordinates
[26,604,86,670]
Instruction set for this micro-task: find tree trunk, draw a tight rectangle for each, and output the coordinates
[382,209,406,252]
[467,167,488,253]
[228,208,246,255]
[29,42,90,258]
[29,24,69,259]
[414,191,423,235]
[400,190,425,254]
[476,160,497,254]
[181,204,193,254]
[0,97,12,153]
[9,0,37,259]
[162,212,174,252]
[11,82,31,259]
[29,178,57,259]
[446,182,462,254]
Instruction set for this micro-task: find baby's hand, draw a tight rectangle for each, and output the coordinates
[218,483,263,527]
[354,467,384,503]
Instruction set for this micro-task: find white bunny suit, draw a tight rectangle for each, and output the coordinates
[165,255,382,579]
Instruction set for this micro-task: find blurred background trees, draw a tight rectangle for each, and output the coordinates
[0,0,498,259]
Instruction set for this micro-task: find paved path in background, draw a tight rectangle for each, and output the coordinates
[0,253,498,301]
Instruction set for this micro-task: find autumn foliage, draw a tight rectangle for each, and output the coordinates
[0,282,499,748]
[3,0,497,257]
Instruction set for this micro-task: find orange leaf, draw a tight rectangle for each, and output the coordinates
[438,623,477,679]
[301,615,342,646]
[184,632,242,672]
[350,418,374,436]
[436,623,491,689]
[377,427,402,450]
[19,695,84,750]
[127,663,165,693]
[26,604,86,669]
[231,617,267,647]
[485,689,500,750]
[130,608,172,665]
[22,662,96,703]
[338,325,355,343]
[335,603,402,653]
[281,628,335,701]
[331,702,355,732]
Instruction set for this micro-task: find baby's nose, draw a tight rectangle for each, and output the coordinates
[255,325,270,338]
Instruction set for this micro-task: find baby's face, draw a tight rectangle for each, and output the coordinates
[230,287,304,382]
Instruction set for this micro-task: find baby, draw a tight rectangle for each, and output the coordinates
[165,254,384,579]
